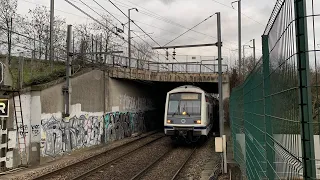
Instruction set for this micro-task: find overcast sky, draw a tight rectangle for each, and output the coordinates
[15,0,283,66]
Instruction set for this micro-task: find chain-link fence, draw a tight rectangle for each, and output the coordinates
[230,0,320,179]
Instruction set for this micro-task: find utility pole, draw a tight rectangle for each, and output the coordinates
[217,12,226,174]
[8,18,13,65]
[50,0,54,72]
[252,39,256,64]
[64,25,72,117]
[18,52,24,90]
[243,45,246,73]
[95,35,98,63]
[217,12,223,138]
[100,34,103,63]
[91,34,94,64]
[128,8,138,69]
[232,0,241,77]
[128,9,131,68]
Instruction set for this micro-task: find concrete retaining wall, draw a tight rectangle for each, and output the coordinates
[5,70,155,168]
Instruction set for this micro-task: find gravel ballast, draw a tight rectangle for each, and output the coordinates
[0,131,160,180]
[1,133,221,180]
[39,133,164,180]
[139,145,195,180]
[176,137,221,180]
[86,136,172,180]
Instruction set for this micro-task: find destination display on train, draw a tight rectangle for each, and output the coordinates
[180,93,199,100]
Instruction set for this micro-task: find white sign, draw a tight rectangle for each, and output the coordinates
[215,137,223,152]
[7,131,17,149]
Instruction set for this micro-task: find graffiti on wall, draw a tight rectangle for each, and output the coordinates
[40,111,152,157]
[31,125,40,137]
[119,94,153,111]
[104,111,146,143]
[18,125,28,137]
[40,115,103,157]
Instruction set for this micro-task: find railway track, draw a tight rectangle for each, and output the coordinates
[71,135,165,180]
[33,131,162,180]
[171,147,197,180]
[130,146,197,180]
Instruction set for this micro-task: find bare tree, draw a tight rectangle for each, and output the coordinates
[0,0,18,64]
[28,6,50,60]
[52,17,66,61]
[229,67,241,91]
[132,42,154,69]
[242,56,256,76]
[18,5,66,61]
[74,15,116,66]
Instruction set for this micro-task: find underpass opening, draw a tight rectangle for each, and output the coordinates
[110,78,221,136]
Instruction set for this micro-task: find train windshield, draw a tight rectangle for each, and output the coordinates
[167,93,201,116]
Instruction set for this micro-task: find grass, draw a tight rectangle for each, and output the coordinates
[0,54,66,88]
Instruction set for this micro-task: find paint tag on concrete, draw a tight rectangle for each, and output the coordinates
[112,106,119,112]
[32,146,37,151]
[6,151,13,168]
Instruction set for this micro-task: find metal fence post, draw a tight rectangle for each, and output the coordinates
[294,0,316,178]
[186,63,188,73]
[262,35,275,179]
[18,53,24,90]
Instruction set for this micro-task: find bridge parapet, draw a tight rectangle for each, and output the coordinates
[106,54,229,82]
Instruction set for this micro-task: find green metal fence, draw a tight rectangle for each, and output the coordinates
[230,0,320,179]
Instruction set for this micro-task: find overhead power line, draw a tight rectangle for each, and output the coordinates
[211,0,264,26]
[99,0,185,70]
[107,0,222,75]
[106,0,212,79]
[163,14,216,47]
[64,0,186,76]
[64,0,161,60]
[24,0,230,48]
[107,0,220,40]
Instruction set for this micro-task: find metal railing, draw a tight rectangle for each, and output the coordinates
[230,0,320,179]
[105,54,228,74]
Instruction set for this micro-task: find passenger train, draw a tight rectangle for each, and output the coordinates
[164,85,219,143]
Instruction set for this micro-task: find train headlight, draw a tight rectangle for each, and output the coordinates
[195,120,201,124]
[167,120,172,124]
[182,111,187,115]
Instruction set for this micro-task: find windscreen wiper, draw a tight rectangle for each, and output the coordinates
[172,100,180,117]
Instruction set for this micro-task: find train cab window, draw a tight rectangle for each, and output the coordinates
[167,93,201,116]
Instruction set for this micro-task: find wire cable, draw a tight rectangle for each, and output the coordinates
[107,0,225,75]
[212,0,264,26]
[110,0,220,40]
[163,14,216,46]
[73,0,189,78]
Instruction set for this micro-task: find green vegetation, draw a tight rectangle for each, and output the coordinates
[1,54,66,88]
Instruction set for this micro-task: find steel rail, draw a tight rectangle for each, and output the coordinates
[130,148,173,180]
[171,147,197,180]
[72,135,165,180]
[33,131,160,180]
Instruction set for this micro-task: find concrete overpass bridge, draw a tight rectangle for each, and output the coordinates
[106,54,230,95]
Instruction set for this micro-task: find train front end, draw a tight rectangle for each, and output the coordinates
[164,86,209,143]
